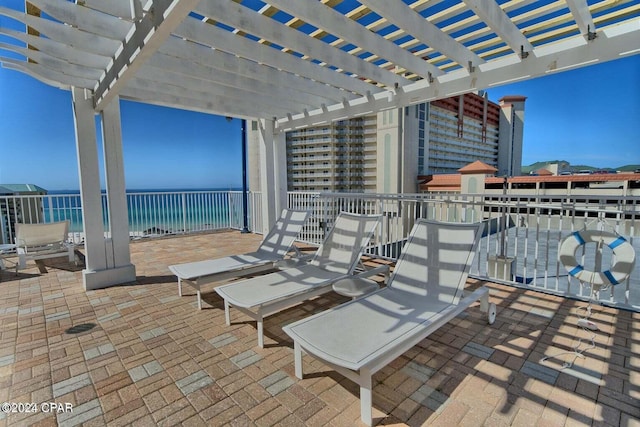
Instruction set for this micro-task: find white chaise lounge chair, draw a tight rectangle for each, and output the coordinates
[215,212,383,348]
[169,209,310,309]
[15,220,75,273]
[283,219,497,426]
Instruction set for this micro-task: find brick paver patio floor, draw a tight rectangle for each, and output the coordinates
[0,231,638,426]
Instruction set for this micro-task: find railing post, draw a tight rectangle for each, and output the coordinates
[181,193,187,235]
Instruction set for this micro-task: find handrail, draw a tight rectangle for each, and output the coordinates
[1,190,638,310]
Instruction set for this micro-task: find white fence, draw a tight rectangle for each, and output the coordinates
[287,191,640,311]
[2,190,639,310]
[0,191,253,244]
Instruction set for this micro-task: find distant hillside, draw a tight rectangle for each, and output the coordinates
[522,161,640,175]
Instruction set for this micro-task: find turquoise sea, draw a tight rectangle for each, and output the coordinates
[44,189,243,235]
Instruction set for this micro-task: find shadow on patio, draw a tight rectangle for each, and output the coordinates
[0,231,638,426]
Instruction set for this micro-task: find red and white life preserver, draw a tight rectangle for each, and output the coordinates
[559,230,636,287]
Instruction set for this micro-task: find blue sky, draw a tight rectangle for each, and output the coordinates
[0,0,638,190]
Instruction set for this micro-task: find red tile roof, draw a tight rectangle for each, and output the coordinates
[420,172,640,191]
[458,160,497,174]
[486,173,640,184]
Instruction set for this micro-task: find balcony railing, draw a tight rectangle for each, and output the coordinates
[0,191,258,244]
[287,191,640,311]
[2,190,638,311]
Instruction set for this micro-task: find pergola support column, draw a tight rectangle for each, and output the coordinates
[258,118,287,234]
[100,96,136,284]
[71,87,135,290]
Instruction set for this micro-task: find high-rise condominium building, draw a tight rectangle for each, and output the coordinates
[248,92,525,194]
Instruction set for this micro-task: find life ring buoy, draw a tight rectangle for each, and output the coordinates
[559,230,636,287]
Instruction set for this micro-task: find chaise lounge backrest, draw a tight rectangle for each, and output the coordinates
[16,220,70,250]
[14,221,75,271]
[254,209,310,258]
[388,219,483,305]
[308,212,381,274]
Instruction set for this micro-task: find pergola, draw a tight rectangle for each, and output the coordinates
[1,0,638,289]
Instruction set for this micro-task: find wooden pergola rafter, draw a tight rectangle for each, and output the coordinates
[0,0,636,128]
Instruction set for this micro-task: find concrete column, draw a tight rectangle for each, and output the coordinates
[71,87,108,287]
[258,118,287,234]
[498,96,526,177]
[100,96,136,283]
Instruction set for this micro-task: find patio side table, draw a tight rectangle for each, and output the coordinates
[332,276,379,300]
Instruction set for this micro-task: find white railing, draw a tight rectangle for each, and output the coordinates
[287,191,640,311]
[2,190,639,310]
[1,191,255,245]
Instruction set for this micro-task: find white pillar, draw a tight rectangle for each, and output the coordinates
[72,88,136,290]
[101,96,136,283]
[258,119,287,234]
[72,87,108,286]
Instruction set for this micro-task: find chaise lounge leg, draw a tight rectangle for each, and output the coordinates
[224,300,231,326]
[197,290,202,310]
[480,289,489,312]
[17,253,26,271]
[294,341,304,379]
[178,278,182,297]
[257,316,264,348]
[478,288,496,324]
[359,368,373,426]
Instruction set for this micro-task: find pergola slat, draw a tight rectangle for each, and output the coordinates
[263,0,441,79]
[277,21,639,130]
[0,0,636,123]
[154,44,340,111]
[0,27,111,69]
[172,18,375,98]
[194,0,409,88]
[139,59,318,114]
[77,0,143,22]
[462,0,534,56]
[0,57,95,89]
[93,0,203,111]
[27,0,132,40]
[358,0,484,70]
[0,43,104,80]
[123,82,290,119]
[0,6,120,56]
[565,0,597,37]
[158,37,350,104]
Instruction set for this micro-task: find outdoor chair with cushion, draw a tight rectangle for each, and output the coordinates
[215,212,385,348]
[15,220,75,273]
[283,219,497,426]
[169,209,310,309]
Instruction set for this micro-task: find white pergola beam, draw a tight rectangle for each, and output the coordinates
[147,53,324,112]
[93,0,203,111]
[0,27,111,69]
[0,43,103,80]
[565,0,596,37]
[277,22,639,130]
[28,0,132,40]
[137,63,306,115]
[264,0,441,79]
[173,17,376,97]
[462,0,534,56]
[122,85,271,120]
[194,0,409,88]
[77,0,143,21]
[1,62,69,90]
[0,57,95,88]
[158,38,346,105]
[358,0,483,70]
[0,6,120,56]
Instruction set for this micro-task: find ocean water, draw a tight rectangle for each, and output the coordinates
[44,189,243,235]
